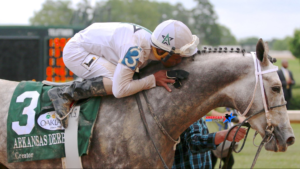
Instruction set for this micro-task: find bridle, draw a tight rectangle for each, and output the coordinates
[241,52,280,123]
[220,52,287,169]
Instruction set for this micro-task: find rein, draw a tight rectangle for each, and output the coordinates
[220,53,286,169]
[134,74,180,169]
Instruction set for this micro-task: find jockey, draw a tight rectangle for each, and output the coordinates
[48,20,199,128]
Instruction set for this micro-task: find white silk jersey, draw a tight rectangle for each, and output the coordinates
[66,22,158,98]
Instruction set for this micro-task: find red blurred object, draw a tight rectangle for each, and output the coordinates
[61,77,66,82]
[49,49,53,57]
[46,66,53,77]
[54,48,60,58]
[67,77,74,81]
[49,39,53,47]
[46,77,53,81]
[49,58,55,66]
[60,38,66,50]
[54,76,61,82]
[59,67,66,76]
[54,68,60,75]
[54,38,60,48]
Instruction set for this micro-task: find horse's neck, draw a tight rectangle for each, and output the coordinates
[142,53,254,139]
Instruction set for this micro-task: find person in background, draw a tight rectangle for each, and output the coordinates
[172,112,246,169]
[277,60,295,109]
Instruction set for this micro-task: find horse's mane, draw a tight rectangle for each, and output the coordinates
[140,47,247,76]
[194,47,276,63]
[198,47,246,56]
[140,46,276,78]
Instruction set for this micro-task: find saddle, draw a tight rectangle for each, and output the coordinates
[42,80,78,86]
[7,80,101,168]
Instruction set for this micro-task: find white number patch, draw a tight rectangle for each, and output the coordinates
[12,91,40,135]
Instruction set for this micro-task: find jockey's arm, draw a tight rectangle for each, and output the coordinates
[112,42,175,98]
[112,63,156,98]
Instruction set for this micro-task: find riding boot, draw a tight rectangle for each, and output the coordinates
[48,76,107,128]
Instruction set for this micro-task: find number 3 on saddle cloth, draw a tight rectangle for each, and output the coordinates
[6,81,101,163]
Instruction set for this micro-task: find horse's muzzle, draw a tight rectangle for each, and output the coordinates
[265,126,295,152]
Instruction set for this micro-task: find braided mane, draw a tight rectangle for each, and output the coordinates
[192,46,277,63]
[198,47,246,55]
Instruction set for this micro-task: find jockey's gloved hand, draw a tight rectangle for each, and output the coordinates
[166,70,189,88]
[173,79,182,88]
[166,70,189,80]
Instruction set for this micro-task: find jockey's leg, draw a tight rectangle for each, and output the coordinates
[48,76,112,128]
[55,40,115,128]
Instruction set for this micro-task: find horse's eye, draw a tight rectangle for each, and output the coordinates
[272,86,281,93]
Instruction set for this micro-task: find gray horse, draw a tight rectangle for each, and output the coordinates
[0,39,295,168]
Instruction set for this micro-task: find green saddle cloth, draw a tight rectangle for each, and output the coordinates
[7,81,101,163]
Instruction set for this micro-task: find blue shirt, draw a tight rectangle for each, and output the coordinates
[172,118,217,169]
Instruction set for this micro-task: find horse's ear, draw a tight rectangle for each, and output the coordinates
[256,38,269,66]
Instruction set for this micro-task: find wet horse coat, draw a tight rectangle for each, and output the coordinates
[0,39,295,168]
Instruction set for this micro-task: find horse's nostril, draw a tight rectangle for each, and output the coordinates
[286,136,295,146]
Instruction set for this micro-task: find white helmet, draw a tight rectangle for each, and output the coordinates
[151,19,199,59]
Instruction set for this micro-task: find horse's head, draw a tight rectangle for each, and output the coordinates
[238,39,295,152]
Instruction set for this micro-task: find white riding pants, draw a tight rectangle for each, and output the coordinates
[63,40,115,80]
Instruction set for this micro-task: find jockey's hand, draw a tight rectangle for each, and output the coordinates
[154,70,175,92]
[214,127,247,145]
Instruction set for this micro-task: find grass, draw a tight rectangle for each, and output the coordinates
[213,123,300,168]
